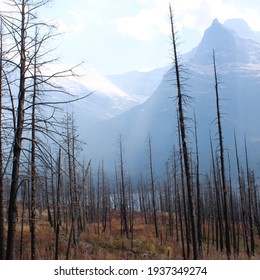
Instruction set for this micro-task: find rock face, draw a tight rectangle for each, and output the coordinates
[187,18,257,65]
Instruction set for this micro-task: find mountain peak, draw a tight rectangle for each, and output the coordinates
[212,18,220,26]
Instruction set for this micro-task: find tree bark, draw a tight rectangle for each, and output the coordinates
[148,134,158,238]
[55,148,62,260]
[213,50,231,257]
[169,5,198,259]
[0,22,5,260]
[6,1,27,259]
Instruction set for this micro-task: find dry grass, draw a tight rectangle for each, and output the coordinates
[5,209,260,260]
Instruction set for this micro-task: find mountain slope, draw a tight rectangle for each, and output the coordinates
[82,19,260,178]
[187,18,260,65]
[107,65,170,102]
[58,68,142,122]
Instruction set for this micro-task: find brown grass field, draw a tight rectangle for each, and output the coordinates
[7,209,260,260]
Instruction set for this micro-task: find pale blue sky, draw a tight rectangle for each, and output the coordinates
[38,0,260,74]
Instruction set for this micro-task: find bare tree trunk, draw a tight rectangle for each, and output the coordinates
[206,176,212,255]
[165,161,173,237]
[227,151,236,255]
[66,222,75,260]
[234,132,250,257]
[139,179,148,224]
[169,5,197,259]
[194,113,202,254]
[0,22,5,260]
[118,136,129,238]
[101,161,107,233]
[253,178,260,238]
[51,155,57,232]
[177,115,190,258]
[55,148,62,260]
[177,182,186,259]
[6,1,26,259]
[213,50,231,257]
[30,28,39,260]
[210,134,224,252]
[19,182,27,260]
[45,173,53,228]
[147,134,158,238]
[244,137,255,256]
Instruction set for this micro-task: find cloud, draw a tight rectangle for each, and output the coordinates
[114,0,260,42]
[55,19,83,33]
[53,9,89,34]
[172,0,260,32]
[113,2,169,41]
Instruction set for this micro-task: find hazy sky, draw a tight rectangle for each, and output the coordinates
[7,0,260,74]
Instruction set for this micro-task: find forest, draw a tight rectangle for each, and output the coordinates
[0,0,259,260]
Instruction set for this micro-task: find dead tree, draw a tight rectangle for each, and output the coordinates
[147,134,158,238]
[1,0,90,259]
[177,112,190,258]
[210,133,224,252]
[118,136,129,238]
[65,113,76,260]
[55,148,62,260]
[212,50,231,257]
[19,181,27,260]
[244,136,255,255]
[169,4,197,259]
[252,174,260,238]
[1,0,53,259]
[30,27,39,260]
[165,160,173,237]
[45,171,53,228]
[227,151,237,255]
[0,21,4,260]
[177,181,186,259]
[194,112,202,253]
[234,132,250,256]
[138,178,148,225]
[4,0,28,259]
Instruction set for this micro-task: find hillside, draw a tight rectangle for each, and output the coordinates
[82,18,260,178]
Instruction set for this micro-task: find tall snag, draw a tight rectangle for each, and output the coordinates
[212,50,231,257]
[30,27,38,261]
[55,148,62,260]
[0,21,4,260]
[5,0,27,259]
[169,4,198,259]
[194,112,202,253]
[147,133,158,238]
[118,135,129,238]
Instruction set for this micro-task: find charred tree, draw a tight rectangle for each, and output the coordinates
[210,133,224,252]
[0,21,4,260]
[55,148,62,260]
[177,112,190,258]
[118,136,129,238]
[212,50,231,257]
[169,5,197,259]
[234,132,250,257]
[194,112,202,253]
[30,28,39,260]
[5,0,27,259]
[147,134,158,238]
[244,137,255,256]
